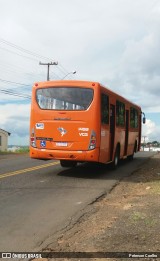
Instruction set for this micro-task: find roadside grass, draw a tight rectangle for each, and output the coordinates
[16,147,29,153]
[0,151,15,155]
[144,217,157,227]
[0,147,29,154]
[149,181,160,194]
[130,211,146,222]
[130,211,157,227]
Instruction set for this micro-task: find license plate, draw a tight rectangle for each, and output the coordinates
[56,142,68,147]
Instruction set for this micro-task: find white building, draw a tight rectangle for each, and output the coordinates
[0,129,11,151]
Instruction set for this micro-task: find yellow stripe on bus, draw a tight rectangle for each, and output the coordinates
[0,161,59,179]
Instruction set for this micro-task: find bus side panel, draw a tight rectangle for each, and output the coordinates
[114,128,126,159]
[99,126,110,163]
[114,128,139,158]
[128,131,139,155]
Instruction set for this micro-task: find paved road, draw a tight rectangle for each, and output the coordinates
[0,152,155,252]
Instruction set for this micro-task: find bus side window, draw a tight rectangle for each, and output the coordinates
[116,100,125,126]
[101,94,109,124]
[130,107,138,128]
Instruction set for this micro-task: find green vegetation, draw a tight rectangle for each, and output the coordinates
[0,146,29,154]
[16,147,29,153]
[149,181,160,194]
[0,150,14,155]
[141,141,160,147]
[147,141,160,147]
[130,211,146,222]
[130,211,157,227]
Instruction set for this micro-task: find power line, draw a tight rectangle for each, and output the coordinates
[0,37,72,77]
[0,37,76,86]
[58,63,71,75]
[0,38,49,61]
[0,46,38,62]
[0,60,47,84]
[0,78,31,87]
[0,89,31,99]
[49,69,61,80]
[0,64,43,83]
[0,59,38,75]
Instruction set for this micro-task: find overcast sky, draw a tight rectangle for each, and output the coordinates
[0,0,160,145]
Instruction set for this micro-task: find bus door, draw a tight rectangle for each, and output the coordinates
[110,104,115,161]
[124,110,129,155]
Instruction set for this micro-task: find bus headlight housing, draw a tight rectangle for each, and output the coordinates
[30,128,37,148]
[89,130,96,150]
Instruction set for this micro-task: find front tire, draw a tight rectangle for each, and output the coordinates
[128,141,137,161]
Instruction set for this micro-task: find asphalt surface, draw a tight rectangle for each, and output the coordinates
[0,152,155,252]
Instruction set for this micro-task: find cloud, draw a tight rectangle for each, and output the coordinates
[103,27,160,111]
[0,103,30,145]
[142,118,160,142]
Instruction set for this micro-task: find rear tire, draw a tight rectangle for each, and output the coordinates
[127,154,134,160]
[60,160,77,168]
[110,147,120,170]
[128,141,137,161]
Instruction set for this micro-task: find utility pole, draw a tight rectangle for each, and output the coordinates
[142,136,147,151]
[39,61,58,81]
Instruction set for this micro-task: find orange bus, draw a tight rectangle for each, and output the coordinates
[30,80,145,168]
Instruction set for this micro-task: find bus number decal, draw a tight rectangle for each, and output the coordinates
[78,128,89,131]
[79,133,88,137]
[78,127,89,137]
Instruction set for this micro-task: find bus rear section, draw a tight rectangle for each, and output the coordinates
[30,81,101,167]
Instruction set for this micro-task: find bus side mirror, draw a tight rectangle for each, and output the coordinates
[143,117,146,124]
[142,112,146,124]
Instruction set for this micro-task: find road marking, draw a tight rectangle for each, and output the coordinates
[0,161,59,179]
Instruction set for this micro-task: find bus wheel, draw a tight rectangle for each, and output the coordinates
[128,154,134,160]
[111,147,119,170]
[128,142,137,161]
[60,160,77,168]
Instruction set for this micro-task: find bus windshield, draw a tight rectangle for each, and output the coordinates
[36,87,94,110]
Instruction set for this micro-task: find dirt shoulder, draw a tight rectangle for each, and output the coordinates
[40,153,160,260]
